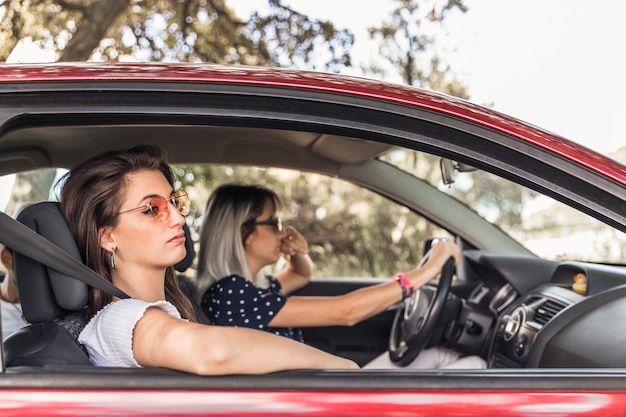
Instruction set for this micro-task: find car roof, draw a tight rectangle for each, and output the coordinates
[0,62,624,241]
[0,62,624,185]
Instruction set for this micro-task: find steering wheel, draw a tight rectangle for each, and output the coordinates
[388,257,455,366]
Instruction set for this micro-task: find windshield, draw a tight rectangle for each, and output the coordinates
[381,149,626,264]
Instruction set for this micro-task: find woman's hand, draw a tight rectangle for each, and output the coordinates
[276,225,313,294]
[280,226,309,261]
[405,239,461,289]
[424,239,461,273]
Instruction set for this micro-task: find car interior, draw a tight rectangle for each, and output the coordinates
[0,79,625,391]
[4,201,200,368]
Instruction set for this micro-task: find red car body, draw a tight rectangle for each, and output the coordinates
[1,389,626,416]
[1,63,625,416]
[0,63,623,184]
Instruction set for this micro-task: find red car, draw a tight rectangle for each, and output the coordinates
[0,63,625,416]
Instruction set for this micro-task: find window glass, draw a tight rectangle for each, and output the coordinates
[380,149,626,263]
[0,168,65,217]
[175,165,447,278]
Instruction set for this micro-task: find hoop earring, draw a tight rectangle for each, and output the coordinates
[110,247,117,269]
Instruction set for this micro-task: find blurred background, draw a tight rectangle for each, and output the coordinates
[1,0,624,274]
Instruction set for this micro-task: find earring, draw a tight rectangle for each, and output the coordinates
[110,247,117,269]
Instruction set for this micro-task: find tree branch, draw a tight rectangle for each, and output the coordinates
[58,0,129,61]
[54,0,88,12]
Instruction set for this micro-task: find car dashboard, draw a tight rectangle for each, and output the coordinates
[480,257,626,369]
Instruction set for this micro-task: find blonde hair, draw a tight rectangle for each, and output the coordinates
[195,184,281,303]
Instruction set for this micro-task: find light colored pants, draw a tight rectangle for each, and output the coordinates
[364,347,487,369]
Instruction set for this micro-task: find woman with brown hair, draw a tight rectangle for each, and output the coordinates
[59,144,357,374]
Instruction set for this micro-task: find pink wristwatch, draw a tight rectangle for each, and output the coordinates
[394,273,414,299]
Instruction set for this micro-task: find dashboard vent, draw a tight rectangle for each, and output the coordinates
[533,299,568,326]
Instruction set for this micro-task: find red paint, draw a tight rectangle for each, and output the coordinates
[1,389,626,416]
[1,63,624,185]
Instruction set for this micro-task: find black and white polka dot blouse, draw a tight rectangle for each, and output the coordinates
[201,274,304,342]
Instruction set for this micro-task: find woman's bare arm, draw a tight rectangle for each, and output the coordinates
[270,277,406,328]
[132,308,359,375]
[269,240,460,328]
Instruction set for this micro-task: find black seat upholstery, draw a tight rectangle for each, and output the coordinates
[175,222,195,273]
[5,201,201,366]
[174,228,211,324]
[7,202,91,366]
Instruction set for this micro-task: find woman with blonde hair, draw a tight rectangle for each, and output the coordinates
[195,183,485,369]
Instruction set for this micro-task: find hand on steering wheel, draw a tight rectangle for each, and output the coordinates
[388,254,456,366]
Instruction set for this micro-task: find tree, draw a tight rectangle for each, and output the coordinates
[175,163,435,278]
[365,0,468,95]
[1,0,481,277]
[360,0,474,261]
[1,0,353,70]
[364,0,539,251]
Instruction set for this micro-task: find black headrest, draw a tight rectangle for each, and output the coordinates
[14,202,194,324]
[175,223,195,272]
[14,202,89,324]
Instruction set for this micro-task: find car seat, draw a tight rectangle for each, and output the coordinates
[5,202,91,366]
[174,220,210,324]
[4,201,201,367]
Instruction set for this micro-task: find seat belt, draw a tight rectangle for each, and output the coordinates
[0,210,129,299]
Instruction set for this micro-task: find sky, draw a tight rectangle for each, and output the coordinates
[6,0,625,156]
[246,0,625,156]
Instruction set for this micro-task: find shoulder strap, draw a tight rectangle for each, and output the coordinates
[0,210,129,299]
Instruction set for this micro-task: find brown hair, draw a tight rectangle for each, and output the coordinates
[58,144,196,321]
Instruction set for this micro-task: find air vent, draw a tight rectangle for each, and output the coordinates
[533,299,567,326]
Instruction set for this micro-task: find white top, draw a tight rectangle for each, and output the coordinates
[1,300,25,341]
[78,299,181,367]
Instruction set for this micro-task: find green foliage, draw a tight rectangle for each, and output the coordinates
[1,0,353,69]
[0,0,500,277]
[366,0,469,98]
[174,164,434,277]
[0,0,78,62]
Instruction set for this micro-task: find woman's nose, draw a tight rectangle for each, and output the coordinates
[168,205,186,227]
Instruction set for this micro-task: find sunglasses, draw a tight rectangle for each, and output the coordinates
[251,217,283,233]
[118,190,190,222]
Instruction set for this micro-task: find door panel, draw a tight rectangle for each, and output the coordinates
[293,278,396,366]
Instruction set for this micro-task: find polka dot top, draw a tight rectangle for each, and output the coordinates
[201,274,304,342]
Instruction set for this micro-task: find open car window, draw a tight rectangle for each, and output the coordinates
[381,149,626,264]
[2,64,626,417]
[174,164,453,279]
[4,155,625,280]
[2,165,450,281]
